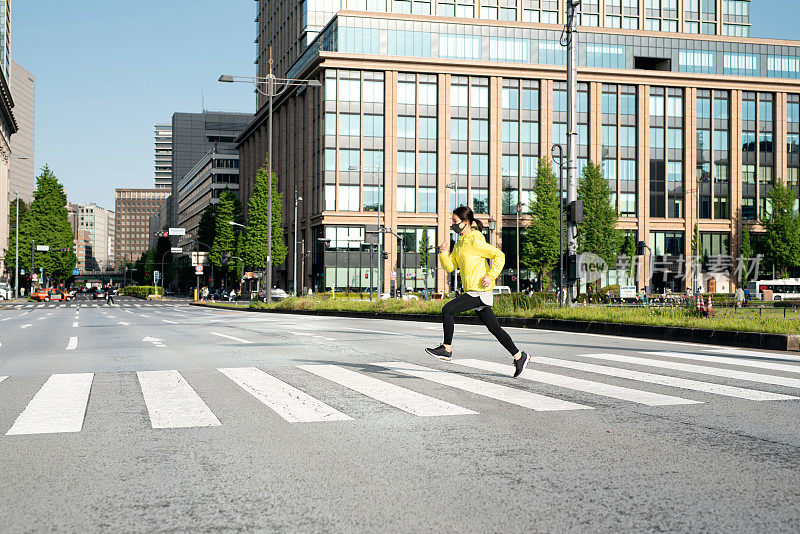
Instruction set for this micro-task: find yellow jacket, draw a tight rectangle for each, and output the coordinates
[439,229,505,292]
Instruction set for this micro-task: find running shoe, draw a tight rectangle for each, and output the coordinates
[425,344,452,361]
[513,351,530,378]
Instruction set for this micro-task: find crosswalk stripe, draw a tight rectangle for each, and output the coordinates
[298,364,477,417]
[453,359,701,406]
[210,332,253,344]
[6,373,94,435]
[0,376,6,383]
[137,370,221,429]
[529,356,798,402]
[220,367,352,422]
[703,348,800,362]
[644,351,800,375]
[580,353,800,389]
[161,319,178,324]
[374,362,592,412]
[66,337,78,350]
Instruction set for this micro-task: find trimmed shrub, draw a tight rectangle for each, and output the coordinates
[124,286,164,299]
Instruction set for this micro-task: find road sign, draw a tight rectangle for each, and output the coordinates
[195,265,203,274]
[32,273,38,282]
[20,269,24,275]
[170,247,183,254]
[168,227,186,236]
[154,271,160,283]
[36,245,49,252]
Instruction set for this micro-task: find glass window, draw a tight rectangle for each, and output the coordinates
[586,44,626,69]
[419,117,437,139]
[602,92,617,115]
[325,113,336,136]
[363,80,384,103]
[338,149,360,171]
[451,84,468,107]
[521,87,539,110]
[440,34,482,60]
[723,53,760,76]
[418,188,437,212]
[451,118,468,141]
[398,82,416,105]
[489,37,530,63]
[539,41,566,65]
[470,84,489,107]
[521,121,539,144]
[503,87,520,109]
[419,152,437,174]
[338,113,361,136]
[339,79,361,102]
[419,83,437,106]
[502,121,519,143]
[397,151,416,174]
[620,126,636,147]
[398,187,416,212]
[471,119,489,142]
[338,185,360,211]
[325,149,336,171]
[363,114,384,137]
[398,116,416,139]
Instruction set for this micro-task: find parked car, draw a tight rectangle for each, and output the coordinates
[258,288,289,302]
[0,282,12,300]
[92,288,106,300]
[30,289,73,302]
[492,286,512,295]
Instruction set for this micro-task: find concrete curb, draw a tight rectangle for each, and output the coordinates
[191,302,800,352]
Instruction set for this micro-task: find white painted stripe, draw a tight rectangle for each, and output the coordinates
[66,337,78,350]
[645,351,800,375]
[161,319,178,324]
[374,362,592,412]
[530,356,798,402]
[19,324,32,329]
[37,317,45,320]
[140,314,149,318]
[137,370,221,429]
[220,367,352,422]
[452,359,699,406]
[1,317,10,321]
[210,332,253,344]
[72,322,78,328]
[581,353,800,389]
[703,348,800,362]
[298,364,477,417]
[340,326,403,336]
[288,331,315,337]
[6,373,94,435]
[0,376,6,383]
[118,321,130,326]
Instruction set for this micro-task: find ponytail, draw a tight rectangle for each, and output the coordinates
[452,205,484,231]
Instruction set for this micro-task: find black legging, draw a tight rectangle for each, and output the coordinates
[442,293,519,355]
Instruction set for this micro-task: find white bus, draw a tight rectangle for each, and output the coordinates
[747,278,800,301]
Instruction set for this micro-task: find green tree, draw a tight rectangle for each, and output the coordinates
[154,235,172,287]
[760,181,800,278]
[740,226,752,286]
[621,232,636,284]
[197,204,217,252]
[419,226,430,291]
[210,190,239,286]
[522,157,561,290]
[243,156,287,275]
[9,166,76,285]
[577,161,621,288]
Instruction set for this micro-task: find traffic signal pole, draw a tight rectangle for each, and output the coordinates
[566,0,580,307]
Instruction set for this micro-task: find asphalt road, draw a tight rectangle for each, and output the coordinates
[1,296,799,533]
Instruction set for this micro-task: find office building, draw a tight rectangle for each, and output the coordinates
[169,111,252,226]
[9,60,34,202]
[68,203,115,272]
[114,189,170,265]
[154,123,173,189]
[0,0,9,79]
[236,0,800,294]
[0,54,17,282]
[176,147,240,249]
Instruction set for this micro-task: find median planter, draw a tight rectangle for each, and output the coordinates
[191,302,800,352]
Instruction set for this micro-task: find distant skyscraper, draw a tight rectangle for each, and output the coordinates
[114,189,170,264]
[0,0,9,79]
[0,49,17,282]
[168,111,252,226]
[154,123,172,189]
[68,203,116,271]
[9,59,34,202]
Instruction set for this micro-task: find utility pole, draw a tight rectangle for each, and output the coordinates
[265,46,275,304]
[294,188,302,297]
[565,0,580,307]
[14,190,19,299]
[515,202,521,293]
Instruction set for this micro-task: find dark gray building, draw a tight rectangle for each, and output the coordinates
[169,111,252,226]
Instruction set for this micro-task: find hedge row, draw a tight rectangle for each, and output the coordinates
[123,286,164,298]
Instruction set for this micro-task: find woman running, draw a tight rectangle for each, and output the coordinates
[426,206,530,378]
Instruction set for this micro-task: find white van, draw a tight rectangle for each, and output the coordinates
[0,283,12,300]
[493,286,512,295]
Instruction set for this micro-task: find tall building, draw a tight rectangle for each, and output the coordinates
[176,147,240,249]
[154,123,173,189]
[68,203,116,271]
[9,60,34,202]
[237,0,800,295]
[168,111,252,226]
[114,189,170,265]
[0,0,9,79]
[0,53,17,282]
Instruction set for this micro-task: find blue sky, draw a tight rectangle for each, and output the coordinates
[10,1,800,210]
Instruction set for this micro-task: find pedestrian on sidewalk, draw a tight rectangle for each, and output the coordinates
[425,206,530,378]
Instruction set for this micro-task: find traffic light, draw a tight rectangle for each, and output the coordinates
[566,200,584,223]
[636,240,649,255]
[381,252,389,260]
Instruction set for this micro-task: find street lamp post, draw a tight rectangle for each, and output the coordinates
[515,200,521,294]
[14,190,19,299]
[294,190,302,297]
[220,51,322,305]
[552,144,565,307]
[445,181,461,294]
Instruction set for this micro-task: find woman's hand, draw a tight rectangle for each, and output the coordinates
[480,275,492,288]
[439,242,448,254]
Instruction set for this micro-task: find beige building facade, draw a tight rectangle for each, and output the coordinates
[239,2,800,294]
[114,189,170,266]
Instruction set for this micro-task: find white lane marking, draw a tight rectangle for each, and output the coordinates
[6,373,94,435]
[210,332,253,344]
[153,343,166,347]
[644,351,800,375]
[72,322,78,328]
[140,314,149,318]
[298,364,477,417]
[1,317,10,321]
[66,337,78,350]
[161,319,178,324]
[453,359,700,406]
[37,317,46,321]
[118,321,130,326]
[530,356,798,402]
[137,370,221,429]
[373,362,592,412]
[288,331,315,337]
[702,348,800,362]
[106,315,115,319]
[220,367,352,423]
[340,326,404,336]
[47,312,53,316]
[581,353,800,389]
[0,376,6,383]
[142,337,164,348]
[19,324,32,329]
